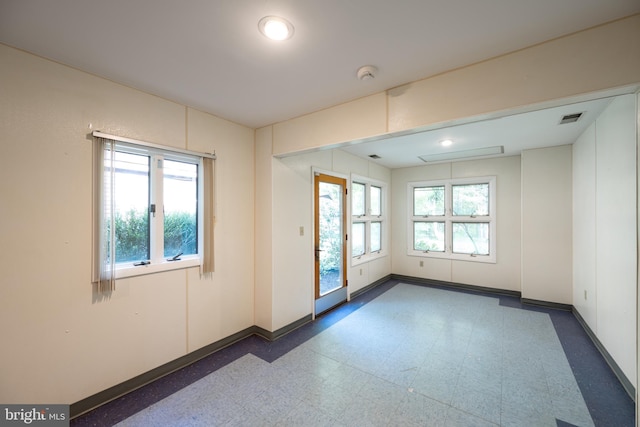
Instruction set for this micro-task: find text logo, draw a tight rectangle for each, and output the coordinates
[1,405,68,426]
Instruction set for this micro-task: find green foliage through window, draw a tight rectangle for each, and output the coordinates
[319,183,343,275]
[113,209,149,263]
[164,211,197,257]
[414,186,445,216]
[112,209,196,263]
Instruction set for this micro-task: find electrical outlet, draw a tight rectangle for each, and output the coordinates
[419,260,424,267]
[359,268,363,276]
[299,226,304,236]
[584,290,587,300]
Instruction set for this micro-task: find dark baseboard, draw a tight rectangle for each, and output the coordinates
[71,275,636,418]
[349,274,392,300]
[393,274,636,402]
[572,307,636,401]
[70,326,255,419]
[253,314,313,341]
[71,314,313,419]
[391,274,522,298]
[521,297,572,311]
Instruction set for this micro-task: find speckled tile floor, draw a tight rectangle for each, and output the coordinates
[72,281,634,427]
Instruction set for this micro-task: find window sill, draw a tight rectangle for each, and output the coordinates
[114,256,201,279]
[408,251,496,264]
[351,251,387,267]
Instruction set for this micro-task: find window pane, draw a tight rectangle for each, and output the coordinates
[370,186,382,216]
[111,151,150,263]
[452,222,489,255]
[319,182,344,296]
[413,222,445,252]
[352,222,365,257]
[164,160,198,257]
[371,221,381,252]
[452,183,489,216]
[414,186,445,216]
[352,182,365,216]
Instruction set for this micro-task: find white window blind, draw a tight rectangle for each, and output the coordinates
[92,131,216,291]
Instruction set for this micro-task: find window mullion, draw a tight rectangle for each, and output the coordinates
[365,218,371,254]
[150,155,165,262]
[445,183,452,254]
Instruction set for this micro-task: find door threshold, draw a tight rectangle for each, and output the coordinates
[315,287,348,316]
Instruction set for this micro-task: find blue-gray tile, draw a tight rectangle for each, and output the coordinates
[77,282,634,427]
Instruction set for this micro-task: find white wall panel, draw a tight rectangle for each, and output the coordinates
[272,156,315,329]
[186,108,255,351]
[273,93,387,156]
[272,150,392,328]
[521,145,573,304]
[391,157,520,291]
[572,123,597,327]
[387,15,640,133]
[0,44,255,404]
[254,126,274,331]
[595,94,637,387]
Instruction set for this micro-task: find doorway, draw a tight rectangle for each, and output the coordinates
[314,172,348,315]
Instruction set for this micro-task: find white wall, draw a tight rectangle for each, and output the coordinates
[390,156,522,292]
[573,94,637,388]
[521,145,573,304]
[186,109,256,351]
[265,149,392,330]
[254,127,274,331]
[0,44,255,404]
[573,124,597,326]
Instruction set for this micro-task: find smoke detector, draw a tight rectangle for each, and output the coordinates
[357,65,377,81]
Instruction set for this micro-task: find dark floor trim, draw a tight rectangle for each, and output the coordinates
[521,297,572,311]
[71,315,314,419]
[391,274,522,298]
[349,274,392,300]
[253,314,313,341]
[572,307,636,401]
[71,276,635,423]
[71,277,634,426]
[394,275,635,403]
[70,326,255,419]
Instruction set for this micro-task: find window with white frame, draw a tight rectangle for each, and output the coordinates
[408,176,496,262]
[109,143,201,263]
[351,175,387,264]
[93,133,215,291]
[100,140,206,278]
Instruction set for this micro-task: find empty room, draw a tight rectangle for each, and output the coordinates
[1,2,639,426]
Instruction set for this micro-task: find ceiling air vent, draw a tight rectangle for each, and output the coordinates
[369,154,381,159]
[559,112,583,124]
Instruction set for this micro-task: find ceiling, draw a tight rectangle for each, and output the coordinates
[340,96,615,168]
[1,1,639,167]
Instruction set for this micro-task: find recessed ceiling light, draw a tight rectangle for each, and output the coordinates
[440,139,453,147]
[258,16,294,41]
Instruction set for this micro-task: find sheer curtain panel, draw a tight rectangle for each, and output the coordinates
[92,137,116,292]
[201,157,215,275]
